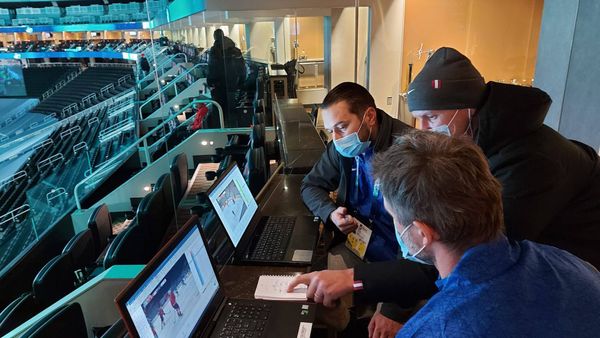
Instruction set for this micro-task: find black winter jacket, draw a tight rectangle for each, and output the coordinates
[354,82,600,309]
[478,82,600,267]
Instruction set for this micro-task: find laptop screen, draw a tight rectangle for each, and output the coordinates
[207,165,258,247]
[125,225,219,338]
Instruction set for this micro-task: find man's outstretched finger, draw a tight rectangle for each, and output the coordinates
[287,273,312,292]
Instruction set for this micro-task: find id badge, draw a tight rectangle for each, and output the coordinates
[345,220,372,260]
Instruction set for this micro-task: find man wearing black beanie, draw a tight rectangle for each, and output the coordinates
[407,47,600,268]
[288,47,600,337]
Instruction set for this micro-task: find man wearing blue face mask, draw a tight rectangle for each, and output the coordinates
[301,82,429,336]
[302,82,412,262]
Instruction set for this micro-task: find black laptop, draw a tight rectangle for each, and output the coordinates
[207,164,319,266]
[115,216,316,338]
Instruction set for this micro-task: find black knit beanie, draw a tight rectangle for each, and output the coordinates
[407,47,486,111]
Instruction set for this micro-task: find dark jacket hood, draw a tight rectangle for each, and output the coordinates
[476,82,552,157]
[212,36,237,54]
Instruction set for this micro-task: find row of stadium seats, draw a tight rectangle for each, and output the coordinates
[2,39,150,53]
[32,66,135,117]
[0,90,137,271]
[23,67,78,98]
[0,2,159,27]
[0,201,114,335]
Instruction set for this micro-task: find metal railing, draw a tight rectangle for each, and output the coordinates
[41,68,83,101]
[91,63,135,69]
[138,63,203,120]
[27,62,82,68]
[0,171,28,190]
[117,74,132,86]
[137,52,189,88]
[80,93,97,108]
[36,153,64,172]
[108,100,134,119]
[0,205,37,241]
[74,98,224,209]
[62,103,79,117]
[46,187,67,205]
[33,138,54,151]
[98,118,135,143]
[100,83,115,97]
[0,91,127,158]
[60,125,81,140]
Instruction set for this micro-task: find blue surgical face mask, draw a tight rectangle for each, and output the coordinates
[333,113,372,158]
[431,110,459,136]
[395,223,432,265]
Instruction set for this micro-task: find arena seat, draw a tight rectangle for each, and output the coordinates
[21,302,86,338]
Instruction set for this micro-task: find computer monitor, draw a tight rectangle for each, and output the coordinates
[207,165,258,247]
[122,221,219,338]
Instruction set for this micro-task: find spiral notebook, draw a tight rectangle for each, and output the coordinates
[254,275,308,301]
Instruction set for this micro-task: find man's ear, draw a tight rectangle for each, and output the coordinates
[413,220,438,247]
[366,107,377,126]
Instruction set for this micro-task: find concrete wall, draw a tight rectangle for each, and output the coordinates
[248,21,275,63]
[368,0,406,118]
[330,7,369,87]
[535,0,600,150]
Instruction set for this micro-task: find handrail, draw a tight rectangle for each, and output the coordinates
[80,93,97,107]
[60,125,81,139]
[108,100,134,118]
[62,102,79,117]
[36,153,64,171]
[74,98,224,209]
[138,63,203,120]
[0,171,28,190]
[46,188,67,205]
[33,138,54,150]
[0,204,31,227]
[98,118,135,143]
[137,52,189,87]
[117,74,132,86]
[40,67,82,102]
[100,83,115,97]
[87,117,99,126]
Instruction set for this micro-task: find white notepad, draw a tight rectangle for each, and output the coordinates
[254,275,308,301]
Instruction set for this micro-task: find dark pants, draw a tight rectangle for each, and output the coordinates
[211,86,239,128]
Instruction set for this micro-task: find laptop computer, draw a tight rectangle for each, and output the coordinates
[206,164,320,266]
[115,216,316,338]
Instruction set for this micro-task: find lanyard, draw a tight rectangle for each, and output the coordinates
[353,156,382,223]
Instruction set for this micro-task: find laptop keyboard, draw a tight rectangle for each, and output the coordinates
[250,217,295,261]
[217,301,271,338]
